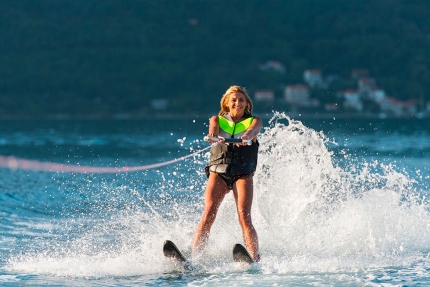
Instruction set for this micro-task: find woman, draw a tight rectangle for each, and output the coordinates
[192,85,262,262]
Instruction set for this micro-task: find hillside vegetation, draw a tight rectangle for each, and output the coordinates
[1,0,429,115]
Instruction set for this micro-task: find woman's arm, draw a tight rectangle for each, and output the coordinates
[240,116,262,142]
[206,116,220,141]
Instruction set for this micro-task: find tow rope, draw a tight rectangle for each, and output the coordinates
[0,146,211,173]
[0,137,252,173]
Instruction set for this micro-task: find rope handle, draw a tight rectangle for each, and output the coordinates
[203,136,252,146]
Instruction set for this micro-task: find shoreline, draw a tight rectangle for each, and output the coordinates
[0,111,427,121]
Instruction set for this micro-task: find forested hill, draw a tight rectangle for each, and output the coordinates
[1,0,429,116]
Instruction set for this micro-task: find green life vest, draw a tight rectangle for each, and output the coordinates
[205,113,259,176]
[218,115,254,138]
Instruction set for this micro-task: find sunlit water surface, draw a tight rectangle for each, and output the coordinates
[1,113,430,286]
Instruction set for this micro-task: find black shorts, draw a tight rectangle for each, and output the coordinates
[205,166,253,190]
[216,173,246,190]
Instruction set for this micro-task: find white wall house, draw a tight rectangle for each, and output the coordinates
[303,69,323,88]
[254,90,275,102]
[371,89,386,102]
[402,100,417,115]
[343,89,363,111]
[378,97,417,116]
[358,77,377,99]
[378,97,403,116]
[284,85,309,106]
[259,60,286,74]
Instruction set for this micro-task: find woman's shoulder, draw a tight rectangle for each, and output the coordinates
[209,115,219,124]
[250,114,262,121]
[251,115,263,127]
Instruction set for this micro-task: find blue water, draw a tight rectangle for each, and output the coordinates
[1,113,430,286]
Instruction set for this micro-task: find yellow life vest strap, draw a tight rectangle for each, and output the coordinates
[219,115,254,136]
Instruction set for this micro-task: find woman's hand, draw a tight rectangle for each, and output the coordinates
[238,135,252,146]
[206,134,223,143]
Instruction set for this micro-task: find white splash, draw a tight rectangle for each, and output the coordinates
[8,112,430,278]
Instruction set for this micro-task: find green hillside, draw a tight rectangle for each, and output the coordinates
[1,0,429,116]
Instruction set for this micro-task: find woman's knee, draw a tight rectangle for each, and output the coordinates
[201,205,219,224]
[237,209,253,227]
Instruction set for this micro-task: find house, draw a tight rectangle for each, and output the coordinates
[378,97,403,116]
[378,97,418,116]
[307,98,320,108]
[284,85,309,106]
[370,89,386,102]
[358,77,377,89]
[343,89,363,111]
[402,100,417,115]
[358,77,377,99]
[254,90,274,102]
[303,69,323,88]
[259,60,285,74]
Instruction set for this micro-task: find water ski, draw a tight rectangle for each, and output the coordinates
[232,243,255,264]
[163,240,193,270]
[163,240,187,262]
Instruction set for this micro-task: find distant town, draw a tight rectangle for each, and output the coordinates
[148,60,429,120]
[252,61,429,119]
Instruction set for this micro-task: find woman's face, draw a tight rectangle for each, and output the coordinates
[227,92,247,115]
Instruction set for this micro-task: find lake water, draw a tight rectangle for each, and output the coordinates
[1,112,430,286]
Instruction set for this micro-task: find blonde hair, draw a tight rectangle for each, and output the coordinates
[219,85,253,115]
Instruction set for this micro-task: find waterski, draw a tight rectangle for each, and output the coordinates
[163,240,192,270]
[232,243,255,264]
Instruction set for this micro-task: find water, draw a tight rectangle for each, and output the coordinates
[1,113,430,286]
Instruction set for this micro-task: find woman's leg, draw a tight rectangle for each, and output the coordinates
[192,172,229,256]
[233,174,259,260]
